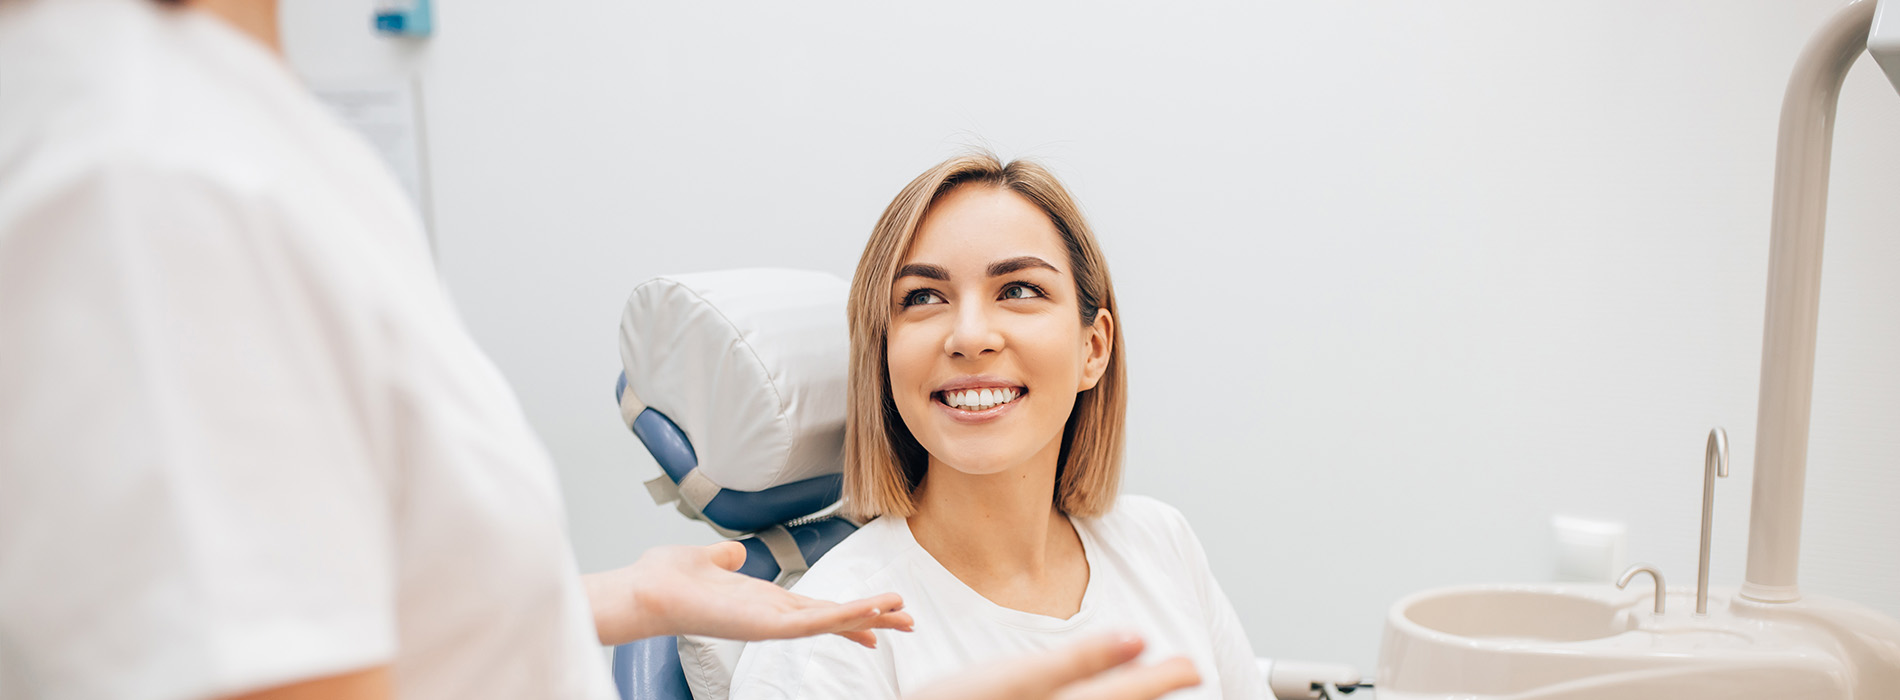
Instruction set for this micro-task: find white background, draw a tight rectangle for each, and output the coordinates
[285,0,1900,672]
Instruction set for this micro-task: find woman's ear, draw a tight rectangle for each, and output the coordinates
[1076,309,1114,391]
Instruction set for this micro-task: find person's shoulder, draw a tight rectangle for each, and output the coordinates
[731,631,899,700]
[1081,494,1201,555]
[1096,493,1193,531]
[733,519,910,699]
[783,516,923,603]
[0,0,334,220]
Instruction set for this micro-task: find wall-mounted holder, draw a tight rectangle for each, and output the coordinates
[374,0,433,38]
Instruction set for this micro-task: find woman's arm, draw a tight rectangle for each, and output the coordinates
[585,541,913,647]
[227,667,391,700]
[1169,510,1269,699]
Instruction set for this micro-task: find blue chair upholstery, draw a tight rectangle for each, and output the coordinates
[612,635,689,700]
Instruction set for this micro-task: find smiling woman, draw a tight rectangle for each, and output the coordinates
[848,155,1125,521]
[726,153,1263,700]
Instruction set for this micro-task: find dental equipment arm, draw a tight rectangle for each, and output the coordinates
[1264,658,1368,699]
[1743,0,1900,604]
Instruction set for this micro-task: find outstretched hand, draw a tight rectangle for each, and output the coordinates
[586,542,914,648]
[904,633,1201,700]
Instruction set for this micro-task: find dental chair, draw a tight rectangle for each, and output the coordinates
[611,269,860,700]
[609,268,1364,700]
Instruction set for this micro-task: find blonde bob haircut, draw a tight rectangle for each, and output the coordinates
[844,152,1126,521]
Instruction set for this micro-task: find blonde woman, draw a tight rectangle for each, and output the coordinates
[729,154,1263,699]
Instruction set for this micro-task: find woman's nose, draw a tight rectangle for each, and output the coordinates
[944,304,1002,357]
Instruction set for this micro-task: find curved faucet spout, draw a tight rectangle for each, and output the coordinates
[1618,563,1667,615]
[1699,428,1729,615]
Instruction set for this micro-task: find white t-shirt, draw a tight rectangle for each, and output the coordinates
[729,495,1268,700]
[0,2,617,699]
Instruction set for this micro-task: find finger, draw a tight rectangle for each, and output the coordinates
[861,610,914,632]
[833,629,878,648]
[704,541,749,572]
[840,592,904,616]
[899,635,1149,700]
[1033,632,1147,688]
[1055,657,1201,700]
[780,593,905,637]
[813,594,913,631]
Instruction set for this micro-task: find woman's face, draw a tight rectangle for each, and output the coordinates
[886,184,1113,479]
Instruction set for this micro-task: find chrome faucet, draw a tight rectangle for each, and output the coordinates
[1618,563,1666,615]
[1698,428,1730,615]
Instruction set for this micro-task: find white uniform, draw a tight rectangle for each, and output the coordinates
[729,495,1269,700]
[0,1,617,699]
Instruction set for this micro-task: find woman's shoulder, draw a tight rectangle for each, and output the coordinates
[1105,493,1190,520]
[1094,493,1195,532]
[732,518,912,699]
[730,615,900,700]
[783,515,924,602]
[1080,494,1204,558]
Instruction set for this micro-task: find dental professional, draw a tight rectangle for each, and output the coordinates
[0,1,1200,700]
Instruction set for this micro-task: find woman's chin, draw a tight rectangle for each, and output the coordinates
[921,441,1045,478]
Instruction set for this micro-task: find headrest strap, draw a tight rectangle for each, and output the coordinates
[644,470,746,539]
[643,475,679,505]
[675,469,721,515]
[753,524,810,588]
[618,383,648,429]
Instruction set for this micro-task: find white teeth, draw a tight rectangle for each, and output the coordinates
[941,387,1022,411]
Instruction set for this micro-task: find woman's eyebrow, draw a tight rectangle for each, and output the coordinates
[988,256,1059,277]
[895,263,949,281]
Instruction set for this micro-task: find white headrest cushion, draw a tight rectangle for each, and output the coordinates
[618,269,849,492]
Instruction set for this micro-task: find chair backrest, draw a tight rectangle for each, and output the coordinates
[611,269,863,700]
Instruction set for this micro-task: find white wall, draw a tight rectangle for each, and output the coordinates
[284,0,1900,673]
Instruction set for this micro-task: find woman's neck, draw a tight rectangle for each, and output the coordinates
[905,438,1090,618]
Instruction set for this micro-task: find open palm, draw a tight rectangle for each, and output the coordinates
[590,542,913,647]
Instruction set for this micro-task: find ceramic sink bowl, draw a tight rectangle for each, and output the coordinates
[1376,583,1900,699]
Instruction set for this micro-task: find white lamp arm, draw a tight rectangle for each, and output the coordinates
[1256,657,1364,700]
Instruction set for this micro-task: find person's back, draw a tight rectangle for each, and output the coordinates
[0,2,614,698]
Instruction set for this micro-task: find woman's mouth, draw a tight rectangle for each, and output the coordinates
[934,386,1025,412]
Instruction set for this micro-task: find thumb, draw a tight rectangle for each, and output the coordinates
[704,541,748,572]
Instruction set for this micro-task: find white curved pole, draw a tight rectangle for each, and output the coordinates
[1742,0,1876,604]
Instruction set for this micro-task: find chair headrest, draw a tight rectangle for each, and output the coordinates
[617,269,849,530]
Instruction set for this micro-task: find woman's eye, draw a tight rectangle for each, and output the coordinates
[1000,283,1044,300]
[903,290,945,307]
